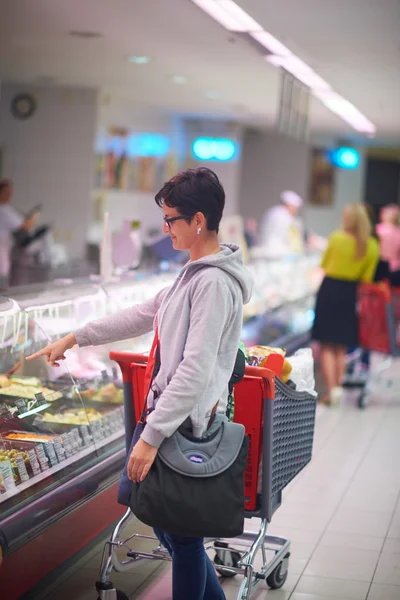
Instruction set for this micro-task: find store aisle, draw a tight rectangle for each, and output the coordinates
[33,390,400,600]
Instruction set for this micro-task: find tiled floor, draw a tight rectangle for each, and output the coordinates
[34,382,400,600]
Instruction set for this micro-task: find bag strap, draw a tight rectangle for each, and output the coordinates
[209,348,247,425]
[139,329,160,424]
[228,348,246,394]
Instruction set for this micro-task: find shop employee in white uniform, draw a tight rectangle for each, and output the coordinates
[0,179,38,289]
[259,190,304,257]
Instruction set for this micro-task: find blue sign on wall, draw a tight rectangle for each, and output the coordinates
[330,147,360,169]
[192,138,237,161]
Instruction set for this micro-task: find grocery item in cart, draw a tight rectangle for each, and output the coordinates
[286,349,317,395]
[246,345,292,382]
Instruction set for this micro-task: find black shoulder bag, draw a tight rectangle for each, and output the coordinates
[126,338,249,538]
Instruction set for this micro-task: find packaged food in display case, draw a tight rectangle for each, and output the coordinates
[0,295,126,519]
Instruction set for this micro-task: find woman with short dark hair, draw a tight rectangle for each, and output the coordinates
[28,167,253,600]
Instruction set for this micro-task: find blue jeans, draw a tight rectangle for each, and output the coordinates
[154,528,226,600]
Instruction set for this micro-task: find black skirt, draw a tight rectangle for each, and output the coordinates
[312,276,359,347]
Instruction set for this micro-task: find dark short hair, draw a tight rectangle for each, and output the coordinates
[155,168,225,232]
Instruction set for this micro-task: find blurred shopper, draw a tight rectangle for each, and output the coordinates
[0,179,38,289]
[376,204,400,287]
[259,190,304,256]
[312,204,379,404]
[28,168,253,600]
[364,203,390,282]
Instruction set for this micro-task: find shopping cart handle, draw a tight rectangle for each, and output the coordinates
[110,351,275,396]
[244,365,276,400]
[109,351,148,382]
[109,351,148,364]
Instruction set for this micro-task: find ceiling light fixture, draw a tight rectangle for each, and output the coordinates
[190,0,376,135]
[128,56,151,65]
[217,0,262,31]
[250,31,291,57]
[315,91,376,135]
[205,90,221,99]
[191,0,261,32]
[69,30,103,39]
[171,75,188,84]
[266,55,331,92]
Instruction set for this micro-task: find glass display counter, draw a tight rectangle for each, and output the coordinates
[0,296,127,555]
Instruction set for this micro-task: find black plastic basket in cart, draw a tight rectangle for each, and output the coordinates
[270,378,316,508]
[95,353,317,600]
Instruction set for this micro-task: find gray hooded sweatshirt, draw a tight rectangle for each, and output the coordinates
[74,244,253,448]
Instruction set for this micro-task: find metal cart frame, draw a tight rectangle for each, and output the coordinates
[343,283,400,409]
[95,352,317,600]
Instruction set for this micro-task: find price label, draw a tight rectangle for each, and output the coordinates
[35,446,50,471]
[79,425,91,446]
[61,433,73,458]
[0,403,13,423]
[71,428,82,450]
[44,442,59,467]
[15,456,30,482]
[14,398,28,414]
[28,449,42,475]
[53,437,66,462]
[35,392,46,405]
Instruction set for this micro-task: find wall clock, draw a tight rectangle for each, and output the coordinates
[11,93,37,120]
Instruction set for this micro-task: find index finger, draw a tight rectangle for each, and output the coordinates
[26,348,49,361]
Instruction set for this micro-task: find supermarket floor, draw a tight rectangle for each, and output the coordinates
[30,377,400,600]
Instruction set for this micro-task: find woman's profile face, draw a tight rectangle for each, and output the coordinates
[163,206,199,252]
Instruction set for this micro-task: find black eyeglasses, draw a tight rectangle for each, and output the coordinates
[163,216,190,230]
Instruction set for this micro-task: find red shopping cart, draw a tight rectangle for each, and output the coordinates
[343,283,400,408]
[95,352,317,600]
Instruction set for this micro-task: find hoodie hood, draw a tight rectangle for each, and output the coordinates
[181,244,253,304]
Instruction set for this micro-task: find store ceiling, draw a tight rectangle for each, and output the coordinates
[1,0,399,140]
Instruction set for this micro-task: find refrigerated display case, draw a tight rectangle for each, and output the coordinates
[0,294,133,598]
[0,253,321,598]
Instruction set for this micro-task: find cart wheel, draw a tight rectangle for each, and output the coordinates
[358,391,368,409]
[266,562,288,589]
[214,550,241,577]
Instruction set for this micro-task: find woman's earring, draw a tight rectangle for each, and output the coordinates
[197,227,202,235]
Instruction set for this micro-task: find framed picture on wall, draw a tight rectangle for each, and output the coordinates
[309,147,336,206]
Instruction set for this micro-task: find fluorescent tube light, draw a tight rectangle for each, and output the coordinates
[250,31,292,57]
[191,0,262,32]
[315,91,376,135]
[217,0,263,32]
[191,0,249,31]
[266,55,331,92]
[191,0,377,135]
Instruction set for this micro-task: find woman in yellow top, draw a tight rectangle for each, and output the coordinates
[312,204,379,404]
